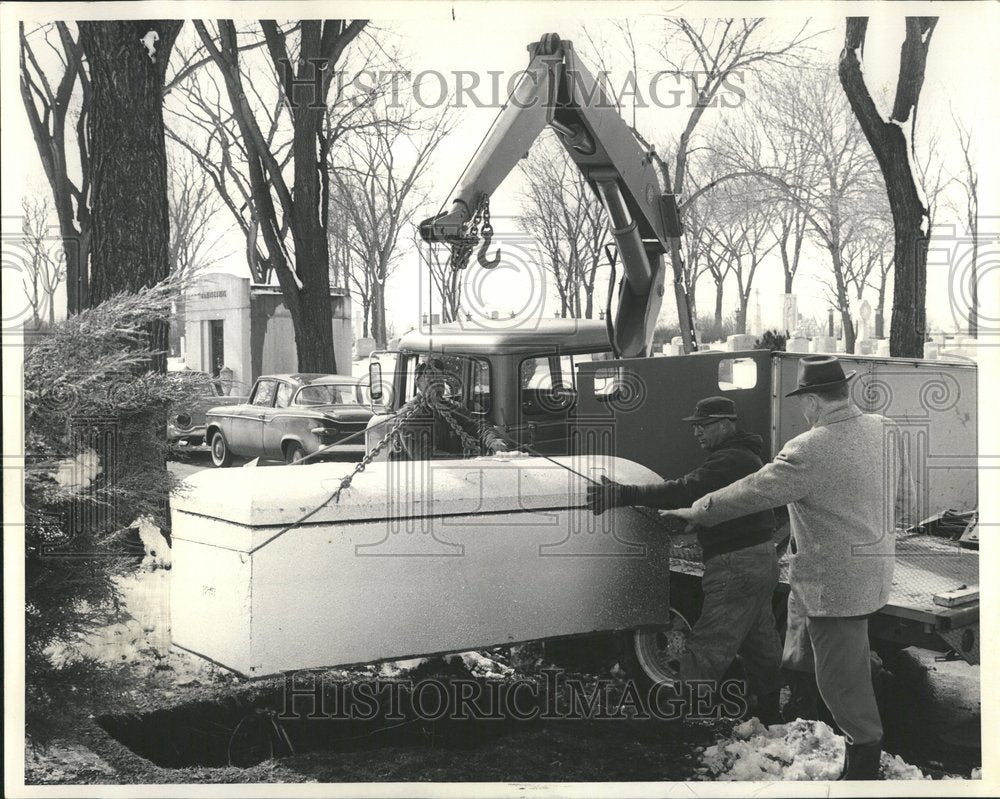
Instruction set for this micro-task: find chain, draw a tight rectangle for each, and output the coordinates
[450,195,489,272]
[427,394,485,456]
[327,393,430,503]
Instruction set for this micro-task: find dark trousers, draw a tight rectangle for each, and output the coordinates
[782,590,883,745]
[680,540,783,698]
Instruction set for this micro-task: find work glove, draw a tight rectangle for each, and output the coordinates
[586,476,635,516]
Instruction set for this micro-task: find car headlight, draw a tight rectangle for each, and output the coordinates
[175,413,192,430]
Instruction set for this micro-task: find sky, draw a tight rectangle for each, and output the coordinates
[2,1,998,340]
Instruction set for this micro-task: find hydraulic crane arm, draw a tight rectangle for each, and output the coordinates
[420,33,695,357]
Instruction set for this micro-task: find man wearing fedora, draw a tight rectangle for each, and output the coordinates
[587,394,784,725]
[663,355,915,780]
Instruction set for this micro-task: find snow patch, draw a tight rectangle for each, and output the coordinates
[140,30,159,63]
[135,515,171,569]
[451,650,514,678]
[377,658,430,677]
[52,449,102,490]
[697,718,931,781]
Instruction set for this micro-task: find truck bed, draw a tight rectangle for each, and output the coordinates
[669,529,979,636]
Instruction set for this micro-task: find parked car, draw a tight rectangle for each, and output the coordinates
[167,371,247,449]
[204,374,373,467]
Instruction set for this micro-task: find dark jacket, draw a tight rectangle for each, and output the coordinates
[623,430,776,561]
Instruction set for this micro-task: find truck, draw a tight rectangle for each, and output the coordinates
[170,33,978,682]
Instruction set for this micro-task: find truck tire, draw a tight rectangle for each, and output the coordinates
[620,608,694,694]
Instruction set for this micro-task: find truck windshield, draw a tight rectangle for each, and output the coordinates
[295,384,363,406]
[402,354,491,414]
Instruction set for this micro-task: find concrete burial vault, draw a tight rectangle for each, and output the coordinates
[170,455,672,677]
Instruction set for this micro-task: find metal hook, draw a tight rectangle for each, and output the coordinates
[477,232,501,269]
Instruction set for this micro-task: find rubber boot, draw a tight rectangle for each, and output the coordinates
[754,691,783,726]
[782,669,820,722]
[838,740,882,780]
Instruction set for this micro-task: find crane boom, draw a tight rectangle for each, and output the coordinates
[420,32,696,357]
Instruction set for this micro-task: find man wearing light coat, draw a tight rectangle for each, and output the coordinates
[664,355,915,780]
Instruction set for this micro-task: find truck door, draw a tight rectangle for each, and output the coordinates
[517,353,598,455]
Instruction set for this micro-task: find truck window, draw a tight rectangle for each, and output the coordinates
[403,354,489,413]
[470,359,491,415]
[718,358,758,390]
[520,353,599,414]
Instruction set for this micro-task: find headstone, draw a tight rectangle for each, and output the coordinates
[811,335,837,354]
[923,342,939,360]
[786,336,810,353]
[876,339,891,357]
[782,294,798,335]
[857,339,875,356]
[726,333,756,352]
[749,289,762,337]
[857,300,873,345]
[219,366,235,396]
[661,342,684,357]
[671,335,685,346]
[355,337,376,359]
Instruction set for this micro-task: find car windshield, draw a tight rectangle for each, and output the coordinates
[295,384,362,406]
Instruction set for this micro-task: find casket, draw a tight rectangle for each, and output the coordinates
[170,455,672,677]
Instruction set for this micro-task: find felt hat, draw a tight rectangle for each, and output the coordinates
[785,355,857,397]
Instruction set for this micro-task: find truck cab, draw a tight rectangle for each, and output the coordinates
[366,320,614,457]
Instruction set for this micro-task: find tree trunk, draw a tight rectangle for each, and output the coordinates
[737,300,748,335]
[289,55,337,373]
[371,280,387,348]
[79,21,182,372]
[839,17,935,358]
[968,236,978,338]
[714,281,724,328]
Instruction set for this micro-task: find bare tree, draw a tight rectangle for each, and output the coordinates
[839,16,938,357]
[518,138,610,319]
[20,195,66,325]
[165,57,281,284]
[167,150,229,279]
[190,19,367,373]
[583,18,819,351]
[724,70,884,352]
[952,115,979,337]
[19,22,91,314]
[331,106,452,347]
[677,190,715,323]
[415,232,462,324]
[701,178,778,333]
